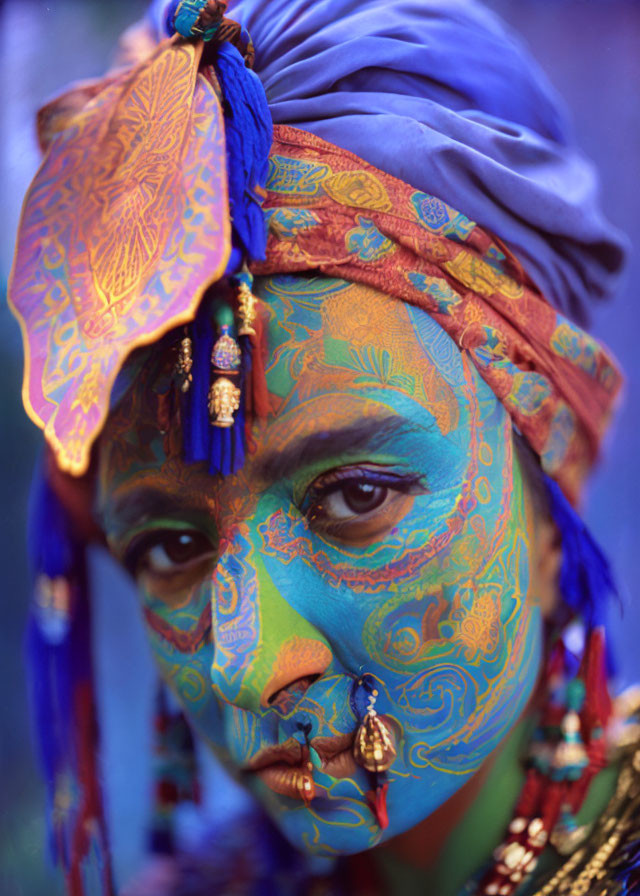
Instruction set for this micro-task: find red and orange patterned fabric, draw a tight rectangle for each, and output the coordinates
[256,126,622,505]
[8,56,621,503]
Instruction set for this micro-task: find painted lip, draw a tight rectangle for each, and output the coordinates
[245,717,398,800]
[245,730,357,800]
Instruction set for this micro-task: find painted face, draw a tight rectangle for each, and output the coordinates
[97,276,542,856]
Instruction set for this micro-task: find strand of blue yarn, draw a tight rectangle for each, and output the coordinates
[213,41,272,262]
[545,474,619,672]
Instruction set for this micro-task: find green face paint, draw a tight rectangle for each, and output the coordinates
[98,276,542,855]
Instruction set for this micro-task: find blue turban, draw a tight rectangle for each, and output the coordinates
[151,0,627,324]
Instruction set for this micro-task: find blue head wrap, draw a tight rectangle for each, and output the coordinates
[151,0,628,324]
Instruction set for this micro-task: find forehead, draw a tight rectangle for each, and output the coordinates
[260,276,462,429]
[98,276,479,504]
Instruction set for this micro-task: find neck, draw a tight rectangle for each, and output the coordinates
[365,716,536,896]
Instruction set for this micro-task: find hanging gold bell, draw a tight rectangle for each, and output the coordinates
[236,280,257,337]
[208,376,241,427]
[353,710,397,774]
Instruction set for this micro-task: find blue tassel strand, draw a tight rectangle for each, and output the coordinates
[26,461,113,893]
[27,464,79,863]
[182,303,215,465]
[544,474,618,634]
[214,42,272,261]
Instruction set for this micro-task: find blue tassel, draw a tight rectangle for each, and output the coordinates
[545,475,618,633]
[181,298,248,476]
[182,304,214,464]
[214,42,272,261]
[28,465,76,579]
[26,464,113,893]
[27,465,77,863]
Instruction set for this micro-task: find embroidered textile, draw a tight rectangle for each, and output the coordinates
[8,38,231,476]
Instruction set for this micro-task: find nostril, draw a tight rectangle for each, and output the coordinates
[267,673,321,709]
[261,638,333,709]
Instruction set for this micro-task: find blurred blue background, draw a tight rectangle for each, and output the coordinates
[0,1,638,894]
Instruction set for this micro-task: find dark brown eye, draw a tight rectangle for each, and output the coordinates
[341,483,388,515]
[305,467,424,547]
[123,529,216,604]
[137,531,214,575]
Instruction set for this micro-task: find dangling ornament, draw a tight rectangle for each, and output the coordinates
[353,688,396,774]
[208,376,241,427]
[552,678,589,782]
[33,573,72,644]
[237,279,258,337]
[351,676,396,830]
[211,323,241,373]
[209,319,241,427]
[175,328,193,393]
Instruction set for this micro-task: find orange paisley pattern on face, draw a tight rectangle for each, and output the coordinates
[9,38,231,476]
[256,127,623,504]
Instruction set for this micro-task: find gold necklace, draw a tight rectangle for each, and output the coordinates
[530,697,640,896]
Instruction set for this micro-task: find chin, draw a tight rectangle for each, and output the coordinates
[249,760,476,858]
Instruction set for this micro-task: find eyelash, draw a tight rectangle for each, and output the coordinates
[304,467,422,509]
[122,528,214,578]
[118,467,424,592]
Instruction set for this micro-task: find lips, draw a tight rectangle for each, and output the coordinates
[245,719,397,802]
[246,729,357,801]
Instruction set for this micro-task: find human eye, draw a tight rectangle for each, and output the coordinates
[302,465,425,546]
[121,526,216,603]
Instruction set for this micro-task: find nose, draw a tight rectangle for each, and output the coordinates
[209,534,332,714]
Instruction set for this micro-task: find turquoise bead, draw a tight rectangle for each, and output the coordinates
[174,1,221,42]
[565,677,586,712]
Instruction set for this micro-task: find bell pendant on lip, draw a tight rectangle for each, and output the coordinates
[209,376,241,427]
[296,768,316,808]
[211,324,241,373]
[175,333,193,393]
[354,710,396,774]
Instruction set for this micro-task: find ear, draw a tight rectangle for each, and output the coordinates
[529,508,562,619]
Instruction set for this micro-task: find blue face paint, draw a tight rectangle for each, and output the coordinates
[98,277,542,855]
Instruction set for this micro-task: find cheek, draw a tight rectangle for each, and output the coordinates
[362,438,541,774]
[140,584,231,751]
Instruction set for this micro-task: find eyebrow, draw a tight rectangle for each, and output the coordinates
[255,415,420,483]
[98,486,202,537]
[100,415,421,533]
